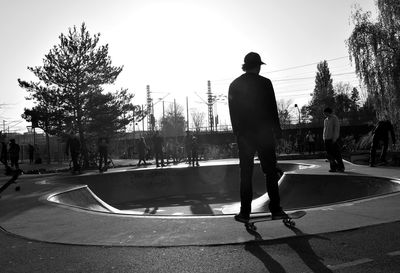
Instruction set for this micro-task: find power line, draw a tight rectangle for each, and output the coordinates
[273,72,356,82]
[211,56,353,83]
[264,56,350,74]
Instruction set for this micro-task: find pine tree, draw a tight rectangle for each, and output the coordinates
[307,60,335,124]
[18,23,133,166]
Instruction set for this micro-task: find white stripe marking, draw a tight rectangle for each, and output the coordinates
[327,258,374,270]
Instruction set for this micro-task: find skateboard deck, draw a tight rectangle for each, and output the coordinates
[0,168,23,195]
[235,210,306,231]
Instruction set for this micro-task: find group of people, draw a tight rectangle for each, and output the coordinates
[0,139,21,172]
[228,51,397,222]
[65,129,203,173]
[65,132,110,174]
[321,108,396,170]
[137,131,200,168]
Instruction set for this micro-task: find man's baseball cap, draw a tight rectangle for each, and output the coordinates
[242,52,265,70]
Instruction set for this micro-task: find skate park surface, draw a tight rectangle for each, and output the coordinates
[1,158,400,247]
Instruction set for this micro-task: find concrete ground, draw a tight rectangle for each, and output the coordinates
[1,157,400,272]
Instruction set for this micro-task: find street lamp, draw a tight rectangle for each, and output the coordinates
[294,104,303,154]
[294,104,301,125]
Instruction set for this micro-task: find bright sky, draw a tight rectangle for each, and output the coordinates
[0,0,377,133]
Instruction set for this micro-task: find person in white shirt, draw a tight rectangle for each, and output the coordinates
[323,107,345,172]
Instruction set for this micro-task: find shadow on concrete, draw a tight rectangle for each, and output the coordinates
[245,242,288,273]
[245,226,333,273]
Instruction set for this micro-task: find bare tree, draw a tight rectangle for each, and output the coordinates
[277,99,294,127]
[190,109,206,132]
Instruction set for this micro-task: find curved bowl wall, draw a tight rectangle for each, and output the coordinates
[48,162,400,216]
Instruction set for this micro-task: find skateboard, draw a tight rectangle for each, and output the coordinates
[235,210,306,231]
[0,168,23,195]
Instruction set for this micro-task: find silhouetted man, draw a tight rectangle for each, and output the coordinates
[98,137,109,172]
[137,137,148,166]
[370,119,396,166]
[8,139,20,169]
[66,132,81,173]
[191,135,200,167]
[153,131,165,167]
[228,52,287,222]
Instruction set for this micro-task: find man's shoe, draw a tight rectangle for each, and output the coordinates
[272,210,289,220]
[234,213,250,223]
[369,163,375,167]
[337,168,345,173]
[328,169,337,173]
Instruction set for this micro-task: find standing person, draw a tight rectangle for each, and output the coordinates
[8,139,20,169]
[66,132,81,173]
[28,144,34,164]
[137,137,148,166]
[191,135,200,167]
[184,131,192,165]
[0,141,8,167]
[98,137,109,172]
[323,107,345,172]
[305,130,316,155]
[228,52,287,222]
[369,119,396,167]
[153,131,165,167]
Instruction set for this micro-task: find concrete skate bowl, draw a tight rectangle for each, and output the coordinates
[47,162,400,216]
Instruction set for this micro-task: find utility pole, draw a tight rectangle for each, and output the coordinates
[207,80,214,132]
[186,96,189,131]
[146,85,153,131]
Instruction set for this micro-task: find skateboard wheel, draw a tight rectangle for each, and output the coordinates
[245,223,257,231]
[283,218,295,227]
[15,186,20,191]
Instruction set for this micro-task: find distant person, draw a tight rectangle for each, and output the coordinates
[228,52,287,222]
[28,144,34,164]
[66,132,81,173]
[191,135,200,167]
[305,130,316,155]
[137,137,148,166]
[369,119,396,167]
[0,141,8,167]
[153,131,165,167]
[98,137,109,172]
[8,139,20,169]
[184,131,192,165]
[323,107,345,172]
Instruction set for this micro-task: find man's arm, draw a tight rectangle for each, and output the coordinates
[228,85,240,136]
[267,80,282,139]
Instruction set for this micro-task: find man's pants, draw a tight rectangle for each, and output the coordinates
[10,157,19,169]
[71,152,80,171]
[237,135,282,216]
[155,151,164,167]
[99,151,108,170]
[324,140,344,170]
